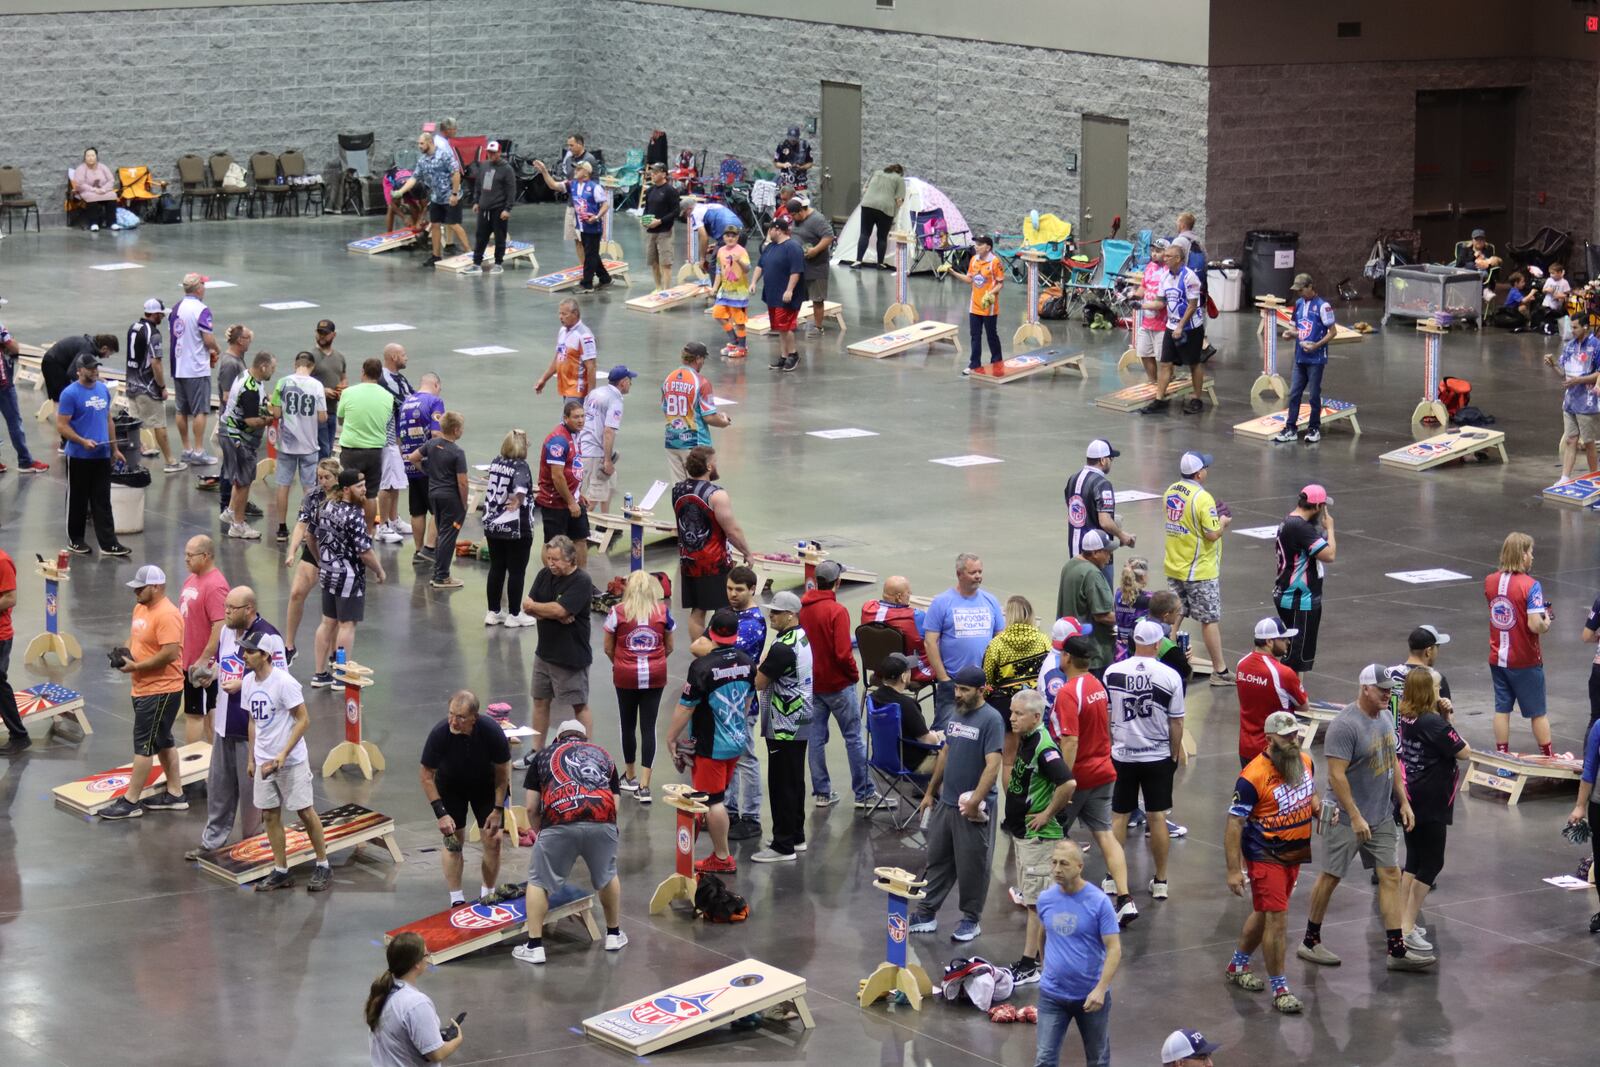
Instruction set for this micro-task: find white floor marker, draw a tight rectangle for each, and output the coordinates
[807,428,878,440]
[1387,568,1472,584]
[1112,489,1159,504]
[90,262,143,271]
[1233,525,1280,540]
[453,345,517,356]
[931,455,1003,468]
[713,397,737,406]
[261,301,319,311]
[354,323,416,333]
[1543,875,1590,890]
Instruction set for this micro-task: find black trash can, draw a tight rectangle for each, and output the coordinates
[112,411,143,469]
[1244,230,1299,302]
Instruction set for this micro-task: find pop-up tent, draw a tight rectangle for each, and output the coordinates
[830,175,973,272]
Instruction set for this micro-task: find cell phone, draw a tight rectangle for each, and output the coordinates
[454,1012,467,1025]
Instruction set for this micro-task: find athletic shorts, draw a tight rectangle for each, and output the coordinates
[563,207,579,242]
[275,451,319,490]
[712,304,748,326]
[680,566,732,612]
[183,676,218,718]
[1059,780,1114,834]
[320,587,366,623]
[1321,814,1399,878]
[339,446,383,495]
[540,503,590,543]
[1167,577,1222,625]
[578,459,613,505]
[408,477,430,518]
[439,787,498,833]
[1160,328,1205,367]
[1017,835,1058,904]
[767,306,799,333]
[692,754,740,802]
[174,376,211,417]
[128,392,166,427]
[219,437,258,487]
[253,758,313,811]
[1245,858,1300,913]
[380,444,407,491]
[131,690,182,757]
[529,820,618,896]
[1135,324,1161,358]
[807,274,829,303]
[1564,410,1600,444]
[531,654,589,708]
[428,201,463,225]
[1111,757,1176,815]
[1491,664,1547,717]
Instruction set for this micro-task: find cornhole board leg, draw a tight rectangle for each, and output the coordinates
[1378,429,1508,472]
[745,302,845,335]
[676,261,710,285]
[1250,373,1288,400]
[322,740,385,780]
[859,962,933,1010]
[883,302,916,329]
[650,873,696,915]
[584,959,812,1055]
[51,741,213,816]
[1013,322,1051,349]
[1542,469,1600,506]
[196,803,398,884]
[847,320,959,359]
[1411,400,1450,426]
[25,632,83,667]
[628,283,709,313]
[969,349,1084,384]
[588,512,676,554]
[1294,701,1341,748]
[1117,346,1142,373]
[1465,752,1581,805]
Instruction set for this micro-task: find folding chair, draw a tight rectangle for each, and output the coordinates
[335,132,378,215]
[246,151,293,218]
[864,694,939,831]
[0,166,42,233]
[856,622,934,712]
[278,150,322,216]
[209,152,243,217]
[175,154,222,221]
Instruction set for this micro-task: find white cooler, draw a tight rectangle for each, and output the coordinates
[1208,267,1243,312]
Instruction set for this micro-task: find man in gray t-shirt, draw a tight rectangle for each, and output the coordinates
[911,665,1003,939]
[787,199,835,333]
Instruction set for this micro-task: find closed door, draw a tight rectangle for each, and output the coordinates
[819,81,863,224]
[1079,116,1128,242]
[1413,88,1517,261]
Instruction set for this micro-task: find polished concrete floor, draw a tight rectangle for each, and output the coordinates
[0,208,1597,1067]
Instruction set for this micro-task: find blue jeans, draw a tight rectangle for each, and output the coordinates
[0,384,35,466]
[1033,991,1112,1067]
[727,718,762,820]
[807,688,871,801]
[932,680,956,733]
[1284,360,1325,432]
[317,415,337,459]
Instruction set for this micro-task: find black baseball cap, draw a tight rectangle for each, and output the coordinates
[315,319,336,334]
[708,608,740,645]
[337,469,363,489]
[682,341,709,359]
[238,630,271,653]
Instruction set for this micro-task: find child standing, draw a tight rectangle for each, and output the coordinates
[712,228,752,359]
[952,234,1004,374]
[1113,558,1151,662]
[1527,261,1572,335]
[412,411,469,590]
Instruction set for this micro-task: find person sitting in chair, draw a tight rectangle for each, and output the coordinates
[1454,228,1502,276]
[870,653,942,773]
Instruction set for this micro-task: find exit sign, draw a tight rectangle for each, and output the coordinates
[1588,14,1599,32]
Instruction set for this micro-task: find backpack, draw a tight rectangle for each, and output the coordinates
[153,193,183,224]
[221,162,248,192]
[1439,376,1471,415]
[1451,405,1496,427]
[693,872,748,922]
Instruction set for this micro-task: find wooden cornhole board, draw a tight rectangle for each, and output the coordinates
[584,958,814,1056]
[1466,750,1582,805]
[969,348,1084,384]
[589,510,677,553]
[628,282,709,313]
[1294,700,1343,749]
[1095,377,1218,412]
[196,802,401,884]
[750,552,877,586]
[346,227,424,254]
[434,240,538,273]
[384,884,598,965]
[1542,470,1600,507]
[1378,428,1507,472]
[847,320,959,359]
[1233,398,1361,440]
[744,301,846,335]
[16,683,92,737]
[52,741,212,816]
[526,261,629,293]
[1274,308,1365,344]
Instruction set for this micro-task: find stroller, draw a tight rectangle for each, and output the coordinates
[916,207,973,277]
[1506,227,1573,275]
[1363,228,1420,299]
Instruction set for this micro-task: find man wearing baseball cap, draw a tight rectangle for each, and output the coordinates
[1037,616,1090,705]
[751,591,812,863]
[576,365,636,513]
[125,297,183,473]
[801,559,877,809]
[1162,451,1231,686]
[462,140,515,275]
[1161,1028,1221,1065]
[1272,273,1337,444]
[1300,665,1434,971]
[1065,439,1134,573]
[1235,617,1309,765]
[666,608,754,874]
[773,125,813,187]
[1391,624,1453,718]
[1455,227,1502,276]
[56,352,130,557]
[1225,710,1317,1014]
[1056,530,1118,672]
[100,566,188,820]
[1272,484,1336,671]
[310,320,345,459]
[1106,619,1186,901]
[662,341,729,483]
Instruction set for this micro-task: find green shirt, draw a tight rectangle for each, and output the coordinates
[1006,726,1072,840]
[336,381,392,449]
[1055,558,1116,669]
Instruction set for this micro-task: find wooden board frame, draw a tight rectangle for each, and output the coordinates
[434,240,538,273]
[1378,428,1508,472]
[589,510,677,553]
[750,553,877,586]
[1293,700,1343,749]
[15,683,91,737]
[1542,469,1600,507]
[346,228,424,254]
[52,741,212,816]
[627,282,710,313]
[1094,377,1219,413]
[584,959,814,1056]
[1232,399,1361,440]
[847,320,960,359]
[197,802,401,884]
[526,261,630,293]
[968,349,1084,385]
[1466,750,1581,805]
[744,302,846,335]
[384,886,599,965]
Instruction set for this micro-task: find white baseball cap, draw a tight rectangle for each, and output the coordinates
[1085,438,1120,460]
[1079,529,1113,553]
[1132,619,1165,646]
[1255,616,1299,641]
[1162,1028,1221,1063]
[143,298,165,314]
[125,564,167,589]
[556,718,587,738]
[1179,451,1213,476]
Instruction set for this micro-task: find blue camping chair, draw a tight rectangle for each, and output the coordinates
[865,693,940,830]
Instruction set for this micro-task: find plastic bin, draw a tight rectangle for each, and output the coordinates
[1207,266,1242,312]
[1244,230,1299,302]
[110,483,146,534]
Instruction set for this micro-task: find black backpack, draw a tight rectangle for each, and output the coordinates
[152,193,182,224]
[693,872,748,923]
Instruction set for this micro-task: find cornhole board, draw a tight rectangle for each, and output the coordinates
[1466,750,1582,805]
[745,302,846,335]
[346,228,424,254]
[434,240,538,273]
[584,959,814,1056]
[384,884,598,964]
[1274,308,1365,344]
[589,510,677,553]
[1095,377,1218,412]
[16,682,92,736]
[1378,428,1508,472]
[628,282,709,313]
[526,261,629,293]
[196,802,402,884]
[969,348,1084,384]
[1543,470,1600,507]
[750,552,877,586]
[52,741,212,816]
[1294,700,1343,749]
[847,320,959,359]
[1233,399,1361,439]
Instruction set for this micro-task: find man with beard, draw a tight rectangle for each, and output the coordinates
[420,690,512,906]
[671,446,752,641]
[1224,712,1319,1015]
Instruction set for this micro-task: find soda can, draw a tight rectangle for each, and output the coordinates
[57,550,69,572]
[623,492,634,513]
[1178,632,1191,656]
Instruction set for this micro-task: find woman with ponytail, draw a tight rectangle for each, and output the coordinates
[366,932,463,1064]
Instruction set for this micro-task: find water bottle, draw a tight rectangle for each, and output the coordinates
[335,645,347,666]
[623,491,633,514]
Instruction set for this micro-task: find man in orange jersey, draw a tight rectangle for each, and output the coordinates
[535,299,596,401]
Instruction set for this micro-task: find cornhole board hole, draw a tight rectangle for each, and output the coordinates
[1466,750,1582,805]
[197,803,401,884]
[435,240,538,273]
[628,282,709,313]
[1233,399,1361,440]
[1095,377,1218,413]
[1543,470,1600,507]
[16,682,92,737]
[744,302,846,335]
[969,348,1084,384]
[1274,308,1365,344]
[52,741,212,816]
[1294,700,1343,749]
[347,228,424,254]
[589,510,677,553]
[526,261,629,293]
[847,320,959,359]
[1378,428,1507,472]
[384,884,598,965]
[750,552,877,587]
[584,959,814,1056]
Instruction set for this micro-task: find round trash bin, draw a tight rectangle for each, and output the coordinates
[1244,230,1299,302]
[110,484,146,534]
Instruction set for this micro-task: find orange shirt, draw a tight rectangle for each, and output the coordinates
[1228,751,1316,864]
[129,596,184,697]
[968,253,1004,316]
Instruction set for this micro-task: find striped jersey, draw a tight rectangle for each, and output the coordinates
[1273,514,1328,611]
[314,499,372,597]
[1064,465,1115,559]
[1484,570,1544,669]
[1234,650,1307,761]
[1103,655,1185,763]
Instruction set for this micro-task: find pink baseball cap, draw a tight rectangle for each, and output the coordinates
[1301,484,1330,505]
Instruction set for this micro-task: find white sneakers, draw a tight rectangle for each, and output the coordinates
[1149,878,1170,900]
[605,930,629,951]
[503,613,536,628]
[393,518,414,535]
[485,611,506,626]
[512,943,545,965]
[375,522,404,544]
[228,522,261,540]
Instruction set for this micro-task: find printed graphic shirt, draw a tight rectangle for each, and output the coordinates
[553,322,597,399]
[1234,650,1307,762]
[1006,725,1072,841]
[272,372,327,456]
[1162,478,1222,582]
[216,617,285,738]
[1229,751,1316,864]
[1484,569,1545,669]
[1103,655,1186,763]
[967,253,1004,316]
[1293,295,1336,365]
[315,499,373,597]
[523,738,620,825]
[1160,265,1202,334]
[1273,514,1329,611]
[662,366,718,451]
[168,295,214,379]
[125,319,163,399]
[1049,673,1115,788]
[535,424,582,509]
[680,646,754,760]
[577,383,623,460]
[715,244,752,308]
[758,625,814,740]
[220,373,270,449]
[480,456,534,540]
[398,392,445,477]
[603,604,675,690]
[242,666,308,767]
[1064,465,1115,560]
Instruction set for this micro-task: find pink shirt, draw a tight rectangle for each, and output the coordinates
[1140,262,1166,331]
[179,568,230,668]
[71,163,117,203]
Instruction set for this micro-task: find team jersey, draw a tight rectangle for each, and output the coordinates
[1112,589,1149,661]
[1273,514,1329,611]
[376,369,413,446]
[296,485,326,529]
[860,599,927,658]
[734,605,767,660]
[124,319,162,399]
[398,392,444,476]
[603,603,675,689]
[481,456,534,540]
[1160,265,1202,334]
[524,738,619,825]
[1103,655,1186,763]
[680,646,755,760]
[1139,261,1166,331]
[1234,650,1307,762]
[1038,656,1068,705]
[534,424,582,508]
[1006,726,1072,841]
[168,295,213,378]
[216,619,286,739]
[662,366,718,450]
[758,625,814,739]
[577,383,623,459]
[1162,479,1222,581]
[1048,673,1114,788]
[315,499,372,597]
[241,666,308,768]
[1064,465,1115,559]
[220,374,270,448]
[1228,751,1316,864]
[568,180,605,234]
[553,322,597,398]
[1485,570,1545,668]
[671,479,730,577]
[967,253,1004,316]
[714,244,752,307]
[983,622,1050,700]
[272,373,327,456]
[1293,295,1336,365]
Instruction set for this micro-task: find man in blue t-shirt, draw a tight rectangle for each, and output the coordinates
[1033,839,1121,1067]
[1274,273,1338,445]
[922,553,1004,730]
[55,355,129,556]
[752,218,806,372]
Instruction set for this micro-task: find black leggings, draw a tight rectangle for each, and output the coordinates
[1587,663,1600,731]
[617,687,664,768]
[1402,821,1448,887]
[485,537,532,614]
[83,201,116,228]
[968,312,1002,368]
[856,206,892,264]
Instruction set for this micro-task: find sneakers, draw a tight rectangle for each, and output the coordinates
[309,671,336,688]
[855,792,896,810]
[752,847,796,863]
[275,525,290,543]
[619,776,639,793]
[951,919,981,942]
[636,786,651,805]
[1404,928,1433,953]
[1181,398,1204,415]
[142,790,189,812]
[694,852,737,874]
[67,542,93,556]
[1145,819,1188,838]
[1271,428,1299,444]
[192,452,219,466]
[1149,879,1170,900]
[1116,899,1140,926]
[412,550,435,567]
[505,613,536,628]
[727,816,762,841]
[1010,959,1041,986]
[460,264,483,275]
[1209,667,1234,687]
[430,577,464,590]
[102,544,131,557]
[307,864,332,892]
[605,930,629,951]
[98,796,144,820]
[780,354,799,372]
[18,460,48,473]
[1138,398,1171,415]
[512,943,546,964]
[907,914,937,934]
[284,647,297,667]
[1100,876,1117,895]
[420,255,441,269]
[1225,965,1265,991]
[1296,942,1341,966]
[814,792,840,808]
[769,359,785,371]
[486,264,504,275]
[960,366,974,377]
[255,869,295,892]
[228,522,262,540]
[1385,951,1436,971]
[1273,991,1304,1014]
[375,523,404,544]
[1304,428,1323,444]
[0,736,32,756]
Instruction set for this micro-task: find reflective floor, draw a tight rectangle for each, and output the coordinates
[0,210,1596,1066]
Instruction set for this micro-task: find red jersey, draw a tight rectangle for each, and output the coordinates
[0,549,14,642]
[604,604,675,690]
[525,738,619,826]
[1485,570,1546,669]
[534,424,582,509]
[860,599,926,658]
[1050,674,1115,789]
[1234,650,1307,761]
[671,479,729,577]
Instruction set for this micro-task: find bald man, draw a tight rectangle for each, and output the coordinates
[376,343,416,545]
[179,535,229,744]
[187,585,286,859]
[860,575,930,680]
